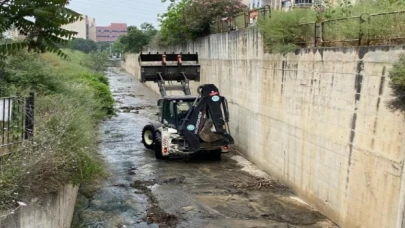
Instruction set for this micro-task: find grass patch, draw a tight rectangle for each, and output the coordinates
[257,0,405,53]
[258,9,315,53]
[0,49,113,210]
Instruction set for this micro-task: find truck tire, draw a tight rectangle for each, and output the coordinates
[142,124,155,149]
[209,149,222,160]
[154,131,164,159]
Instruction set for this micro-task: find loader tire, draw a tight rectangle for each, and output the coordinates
[154,131,164,160]
[209,149,222,160]
[142,124,155,149]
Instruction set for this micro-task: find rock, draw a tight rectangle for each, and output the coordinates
[182,206,195,212]
[161,176,185,184]
[113,183,127,187]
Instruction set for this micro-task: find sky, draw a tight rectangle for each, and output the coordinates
[67,0,171,28]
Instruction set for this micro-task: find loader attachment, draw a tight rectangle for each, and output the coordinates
[138,52,201,97]
[179,84,234,152]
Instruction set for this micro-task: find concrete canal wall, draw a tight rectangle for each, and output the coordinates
[122,28,405,228]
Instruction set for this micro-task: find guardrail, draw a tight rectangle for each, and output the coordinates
[0,93,34,156]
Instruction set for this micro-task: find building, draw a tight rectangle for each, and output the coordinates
[248,0,273,24]
[3,15,96,41]
[61,15,97,41]
[241,0,251,6]
[249,0,270,8]
[248,0,319,11]
[96,23,128,43]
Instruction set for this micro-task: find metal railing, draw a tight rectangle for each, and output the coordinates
[210,7,405,48]
[0,93,34,156]
[211,5,271,33]
[297,10,405,47]
[366,10,405,45]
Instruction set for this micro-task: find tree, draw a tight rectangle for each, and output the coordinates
[112,39,125,54]
[67,38,98,53]
[97,41,111,52]
[0,0,81,58]
[116,23,157,53]
[158,0,192,45]
[157,0,247,45]
[82,50,109,72]
[184,0,247,36]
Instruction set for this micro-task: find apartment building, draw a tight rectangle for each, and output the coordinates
[248,0,319,10]
[61,14,97,41]
[96,23,128,42]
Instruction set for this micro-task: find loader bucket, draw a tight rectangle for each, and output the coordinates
[138,52,201,82]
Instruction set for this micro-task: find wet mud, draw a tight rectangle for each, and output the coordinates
[72,68,338,228]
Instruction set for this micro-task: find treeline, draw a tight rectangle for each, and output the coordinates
[107,0,247,53]
[155,0,247,46]
[65,38,119,55]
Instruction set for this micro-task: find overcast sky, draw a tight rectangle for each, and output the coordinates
[67,0,171,28]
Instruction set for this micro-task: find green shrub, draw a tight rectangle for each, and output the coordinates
[0,51,63,96]
[70,72,114,117]
[0,93,107,206]
[0,49,113,209]
[85,76,115,116]
[257,9,315,53]
[388,54,405,112]
[82,51,110,73]
[79,72,109,86]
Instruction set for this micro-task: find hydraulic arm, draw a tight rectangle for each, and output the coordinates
[179,84,234,152]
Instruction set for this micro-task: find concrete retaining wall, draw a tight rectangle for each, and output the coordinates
[122,28,405,228]
[0,184,79,228]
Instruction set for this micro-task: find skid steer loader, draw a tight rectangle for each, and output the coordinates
[139,52,234,159]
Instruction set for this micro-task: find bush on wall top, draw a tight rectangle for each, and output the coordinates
[388,54,405,112]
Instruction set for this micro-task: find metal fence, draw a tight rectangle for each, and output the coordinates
[0,93,34,156]
[210,7,405,48]
[297,10,405,47]
[211,5,271,33]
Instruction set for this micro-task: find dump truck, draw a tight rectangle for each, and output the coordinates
[139,52,234,159]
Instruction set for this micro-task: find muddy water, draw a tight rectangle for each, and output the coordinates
[72,68,337,228]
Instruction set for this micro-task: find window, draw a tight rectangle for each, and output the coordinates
[294,0,313,6]
[176,100,193,123]
[162,101,176,127]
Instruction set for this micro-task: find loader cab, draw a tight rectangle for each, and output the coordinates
[157,97,196,128]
